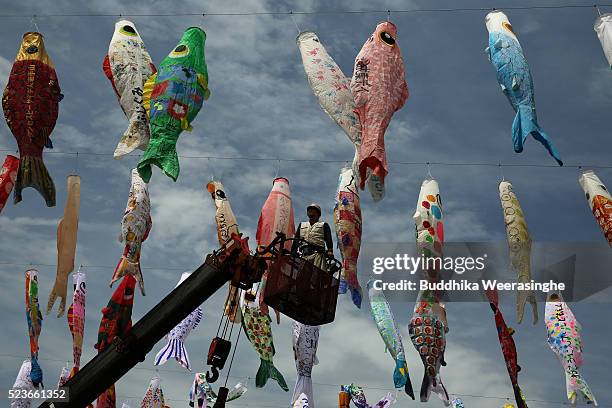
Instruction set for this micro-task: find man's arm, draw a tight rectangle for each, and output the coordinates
[323,223,334,255]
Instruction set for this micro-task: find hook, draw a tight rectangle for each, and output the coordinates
[426,162,433,180]
[206,366,220,383]
[289,10,301,34]
[595,4,602,16]
[274,159,280,178]
[74,151,79,175]
[498,163,505,182]
[387,10,391,22]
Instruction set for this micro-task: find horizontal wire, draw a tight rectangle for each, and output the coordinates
[0,261,190,271]
[0,4,610,18]
[2,353,610,406]
[0,149,610,169]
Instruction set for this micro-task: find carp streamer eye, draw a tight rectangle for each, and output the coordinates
[120,25,137,36]
[170,44,189,58]
[379,31,396,46]
[502,21,515,35]
[26,45,39,54]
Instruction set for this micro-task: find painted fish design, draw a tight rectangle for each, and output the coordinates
[341,384,397,408]
[154,272,203,370]
[111,169,151,295]
[578,170,612,246]
[296,31,360,145]
[0,155,19,214]
[594,13,612,69]
[296,31,385,202]
[408,290,449,404]
[207,180,242,322]
[545,292,597,405]
[292,393,310,408]
[413,178,444,260]
[138,27,210,182]
[334,167,363,308]
[189,373,247,407]
[256,177,295,319]
[47,175,80,317]
[67,270,86,378]
[103,20,156,158]
[242,306,288,391]
[367,280,414,399]
[485,10,562,166]
[141,375,167,408]
[10,360,34,408]
[3,31,62,207]
[451,397,465,408]
[499,180,537,324]
[257,177,296,252]
[350,22,409,190]
[292,322,319,407]
[485,289,528,408]
[25,269,43,388]
[95,275,136,408]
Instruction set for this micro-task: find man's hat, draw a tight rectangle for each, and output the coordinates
[307,203,322,214]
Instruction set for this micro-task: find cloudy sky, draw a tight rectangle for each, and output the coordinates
[0,0,611,407]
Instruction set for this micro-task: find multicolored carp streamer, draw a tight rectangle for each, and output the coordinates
[3,31,62,207]
[594,13,612,69]
[47,175,80,317]
[0,155,19,214]
[451,397,465,408]
[485,289,528,408]
[111,169,152,295]
[206,180,241,322]
[25,269,43,388]
[242,306,288,391]
[141,375,167,408]
[296,31,360,145]
[257,177,296,252]
[578,170,612,246]
[334,166,363,308]
[292,393,310,408]
[545,292,597,405]
[10,360,34,408]
[67,270,86,377]
[57,366,70,387]
[413,178,444,260]
[296,31,384,202]
[351,21,409,190]
[256,177,295,318]
[138,27,210,182]
[499,180,537,324]
[189,373,247,407]
[367,280,414,399]
[341,384,397,408]
[291,322,320,407]
[154,272,203,370]
[95,275,136,408]
[408,290,449,404]
[485,11,562,166]
[103,20,156,158]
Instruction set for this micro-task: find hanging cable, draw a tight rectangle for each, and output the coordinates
[0,4,611,18]
[0,148,609,169]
